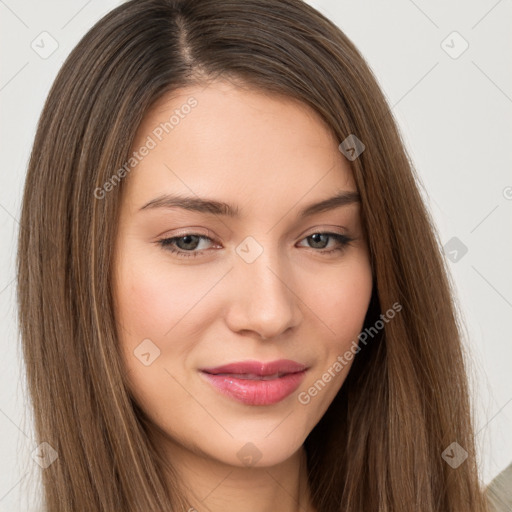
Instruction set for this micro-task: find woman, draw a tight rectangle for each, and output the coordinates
[17,0,492,510]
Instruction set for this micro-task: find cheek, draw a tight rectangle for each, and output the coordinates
[113,250,226,400]
[112,249,189,390]
[114,252,216,344]
[295,256,373,422]
[116,269,178,338]
[306,253,372,365]
[113,259,197,422]
[310,255,373,343]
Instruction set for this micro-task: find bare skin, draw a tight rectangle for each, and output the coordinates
[113,79,373,512]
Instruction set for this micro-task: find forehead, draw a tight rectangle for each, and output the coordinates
[124,80,356,215]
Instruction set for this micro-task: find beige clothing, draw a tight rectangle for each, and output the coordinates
[486,462,512,512]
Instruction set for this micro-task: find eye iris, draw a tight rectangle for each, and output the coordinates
[176,235,201,250]
[308,233,328,249]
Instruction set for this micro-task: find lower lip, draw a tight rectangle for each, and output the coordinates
[200,370,307,406]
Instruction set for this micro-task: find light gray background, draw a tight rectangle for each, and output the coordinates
[1,1,511,510]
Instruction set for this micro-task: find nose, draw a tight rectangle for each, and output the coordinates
[224,244,303,340]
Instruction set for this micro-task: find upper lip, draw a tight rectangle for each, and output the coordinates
[200,359,307,377]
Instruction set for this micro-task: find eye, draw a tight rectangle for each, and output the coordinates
[157,234,215,258]
[297,232,354,254]
[157,231,354,258]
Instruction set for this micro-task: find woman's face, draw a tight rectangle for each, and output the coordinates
[113,80,373,468]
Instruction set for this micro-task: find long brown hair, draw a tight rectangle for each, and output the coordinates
[17,0,489,510]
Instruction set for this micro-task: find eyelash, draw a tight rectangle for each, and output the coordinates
[156,232,354,259]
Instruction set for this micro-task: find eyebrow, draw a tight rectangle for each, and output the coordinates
[139,190,360,218]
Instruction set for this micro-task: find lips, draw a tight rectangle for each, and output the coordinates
[200,359,308,406]
[201,359,307,377]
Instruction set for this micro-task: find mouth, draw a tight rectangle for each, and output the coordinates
[205,372,292,380]
[199,359,308,406]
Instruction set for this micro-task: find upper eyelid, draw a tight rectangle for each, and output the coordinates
[160,224,351,240]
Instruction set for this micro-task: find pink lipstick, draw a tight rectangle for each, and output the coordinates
[200,359,307,406]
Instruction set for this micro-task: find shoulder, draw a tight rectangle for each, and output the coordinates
[486,462,512,512]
